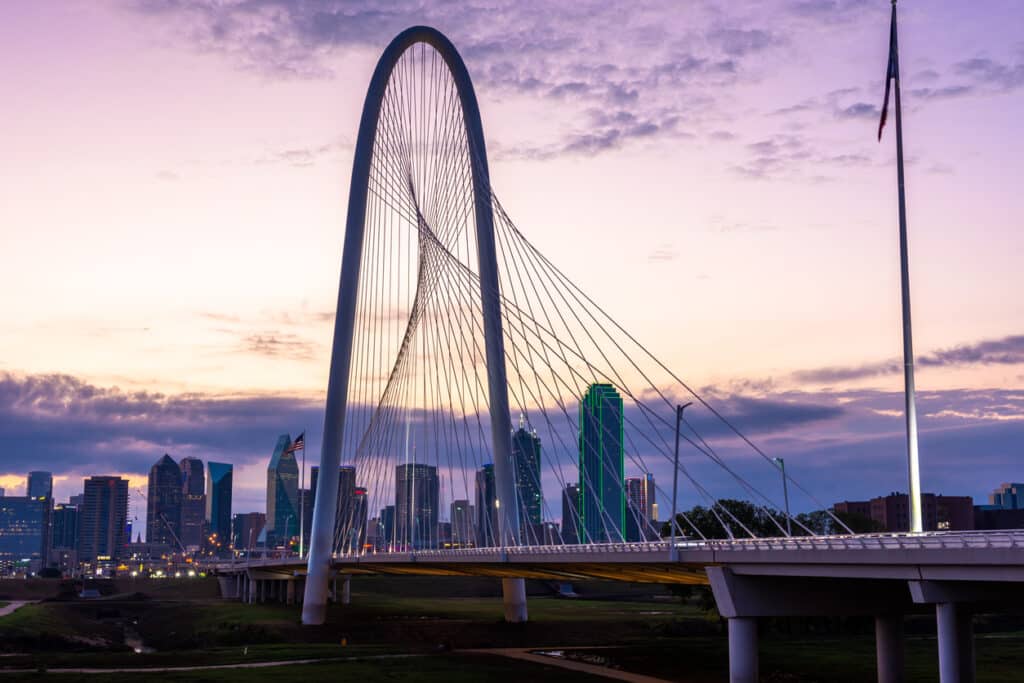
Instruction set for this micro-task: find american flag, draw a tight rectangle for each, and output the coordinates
[877,3,898,141]
[287,432,305,453]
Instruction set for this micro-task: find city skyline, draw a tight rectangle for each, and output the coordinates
[2,1,1023,526]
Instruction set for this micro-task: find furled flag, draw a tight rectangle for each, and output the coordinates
[877,2,898,141]
[287,431,306,453]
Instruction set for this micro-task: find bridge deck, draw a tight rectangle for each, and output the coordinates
[213,530,1024,584]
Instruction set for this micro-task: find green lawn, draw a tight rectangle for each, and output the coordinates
[0,653,604,683]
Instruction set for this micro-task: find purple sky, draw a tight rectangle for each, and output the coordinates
[1,1,1022,526]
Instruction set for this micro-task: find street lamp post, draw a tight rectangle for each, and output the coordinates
[670,402,693,561]
[773,457,792,536]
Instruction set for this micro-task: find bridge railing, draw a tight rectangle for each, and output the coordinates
[203,529,1024,571]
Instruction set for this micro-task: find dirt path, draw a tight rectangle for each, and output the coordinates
[463,648,673,683]
[0,602,35,618]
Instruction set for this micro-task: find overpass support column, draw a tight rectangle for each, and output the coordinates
[936,603,974,683]
[502,578,527,623]
[341,575,351,605]
[875,614,905,683]
[727,618,758,683]
[287,579,296,605]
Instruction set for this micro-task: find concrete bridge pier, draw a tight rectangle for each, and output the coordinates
[708,567,916,683]
[502,578,528,623]
[874,614,905,683]
[935,602,974,683]
[726,617,758,683]
[910,581,983,683]
[341,575,351,605]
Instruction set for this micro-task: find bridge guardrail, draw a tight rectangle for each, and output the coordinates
[203,529,1024,571]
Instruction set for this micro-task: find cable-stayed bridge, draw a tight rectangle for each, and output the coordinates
[214,26,1024,683]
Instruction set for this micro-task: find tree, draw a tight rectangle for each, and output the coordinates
[661,499,788,539]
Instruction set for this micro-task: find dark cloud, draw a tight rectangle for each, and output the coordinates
[3,369,1021,528]
[836,101,878,119]
[955,56,1024,91]
[792,334,1024,384]
[787,0,873,24]
[708,28,780,57]
[908,85,973,101]
[0,370,321,480]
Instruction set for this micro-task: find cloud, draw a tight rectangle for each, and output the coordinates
[836,101,878,119]
[787,0,873,24]
[647,244,678,262]
[908,85,973,101]
[3,368,1022,532]
[242,333,317,360]
[0,370,321,476]
[123,1,783,161]
[708,28,780,57]
[955,56,1024,91]
[792,334,1024,383]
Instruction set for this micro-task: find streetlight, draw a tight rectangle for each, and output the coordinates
[671,402,693,561]
[772,457,792,536]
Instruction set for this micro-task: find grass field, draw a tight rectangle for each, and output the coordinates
[1,578,1023,681]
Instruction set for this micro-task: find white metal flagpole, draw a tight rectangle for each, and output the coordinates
[881,0,923,533]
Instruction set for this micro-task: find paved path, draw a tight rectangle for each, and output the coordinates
[0,602,35,618]
[464,648,672,683]
[0,653,420,675]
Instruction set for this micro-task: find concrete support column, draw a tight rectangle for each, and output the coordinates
[341,575,351,605]
[331,578,338,604]
[936,603,975,683]
[875,614,905,683]
[287,580,296,605]
[502,578,528,623]
[247,574,255,604]
[727,617,758,683]
[258,579,265,603]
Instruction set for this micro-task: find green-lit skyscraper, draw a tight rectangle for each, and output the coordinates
[578,383,625,543]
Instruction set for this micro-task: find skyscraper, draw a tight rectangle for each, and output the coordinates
[147,454,183,547]
[395,463,438,549]
[266,434,299,547]
[78,476,128,563]
[205,462,233,554]
[561,483,581,544]
[626,474,657,541]
[475,464,498,547]
[450,499,475,547]
[310,465,358,553]
[0,496,50,573]
[578,383,625,543]
[342,487,368,554]
[380,505,396,548]
[232,512,266,552]
[179,457,206,550]
[511,417,543,535]
[50,503,79,551]
[27,471,53,500]
[336,466,357,554]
